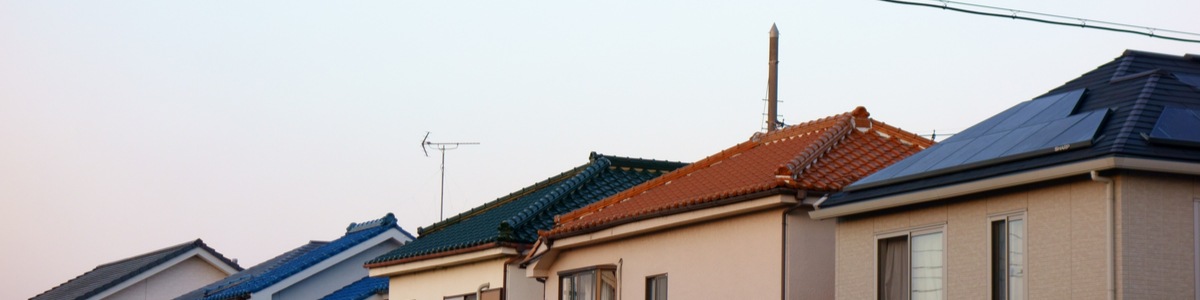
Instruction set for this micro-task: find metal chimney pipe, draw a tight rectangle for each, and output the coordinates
[767,23,780,131]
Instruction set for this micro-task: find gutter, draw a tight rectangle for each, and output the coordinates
[809,157,1200,219]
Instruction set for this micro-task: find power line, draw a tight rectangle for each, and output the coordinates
[878,0,1200,44]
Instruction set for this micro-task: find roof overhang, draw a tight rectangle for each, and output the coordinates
[525,194,797,278]
[810,156,1200,220]
[368,244,520,278]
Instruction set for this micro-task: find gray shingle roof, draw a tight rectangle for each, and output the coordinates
[32,239,241,300]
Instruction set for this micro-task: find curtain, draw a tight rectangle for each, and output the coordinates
[911,232,944,300]
[879,237,909,300]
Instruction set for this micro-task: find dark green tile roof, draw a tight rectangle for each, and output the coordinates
[366,152,686,265]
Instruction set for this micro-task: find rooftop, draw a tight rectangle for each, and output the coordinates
[32,239,241,300]
[365,153,687,267]
[820,50,1200,210]
[176,213,411,300]
[545,107,932,238]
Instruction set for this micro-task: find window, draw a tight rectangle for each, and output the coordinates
[560,267,617,300]
[646,274,667,300]
[878,228,944,300]
[991,214,1025,300]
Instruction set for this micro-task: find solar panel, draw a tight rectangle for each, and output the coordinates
[848,89,1104,190]
[1175,72,1200,90]
[1148,107,1200,148]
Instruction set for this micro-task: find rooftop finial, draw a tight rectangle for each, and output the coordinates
[770,23,779,37]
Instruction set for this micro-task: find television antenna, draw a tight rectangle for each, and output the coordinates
[421,132,479,221]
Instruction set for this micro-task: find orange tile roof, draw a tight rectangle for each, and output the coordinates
[544,107,933,238]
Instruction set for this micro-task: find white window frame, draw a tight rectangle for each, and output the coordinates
[874,224,946,300]
[988,211,1027,300]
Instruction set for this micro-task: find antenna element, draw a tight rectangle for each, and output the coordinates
[421,132,480,221]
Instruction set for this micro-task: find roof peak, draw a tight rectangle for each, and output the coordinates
[346,213,397,234]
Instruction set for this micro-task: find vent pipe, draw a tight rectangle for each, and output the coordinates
[767,23,780,131]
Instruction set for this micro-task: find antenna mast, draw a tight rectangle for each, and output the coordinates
[421,132,479,221]
[766,23,781,132]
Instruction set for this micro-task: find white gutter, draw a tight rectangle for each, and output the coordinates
[809,157,1200,219]
[1091,170,1115,300]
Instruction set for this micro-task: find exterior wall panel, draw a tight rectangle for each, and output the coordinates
[389,258,508,300]
[834,179,1108,300]
[543,209,787,300]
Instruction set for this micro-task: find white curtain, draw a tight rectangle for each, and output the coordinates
[911,232,943,300]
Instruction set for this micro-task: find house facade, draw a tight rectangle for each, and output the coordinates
[365,153,686,300]
[32,239,242,300]
[525,108,932,300]
[176,213,413,300]
[811,50,1200,300]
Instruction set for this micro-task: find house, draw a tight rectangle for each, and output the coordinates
[809,50,1200,299]
[364,153,687,300]
[31,239,242,300]
[524,108,932,300]
[176,213,413,300]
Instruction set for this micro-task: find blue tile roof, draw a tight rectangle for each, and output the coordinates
[32,239,241,300]
[319,276,387,300]
[366,153,686,265]
[824,50,1200,208]
[176,213,413,300]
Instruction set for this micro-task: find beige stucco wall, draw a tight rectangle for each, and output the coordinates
[388,257,507,300]
[106,256,229,300]
[786,208,836,300]
[505,263,543,300]
[543,208,785,300]
[1116,172,1200,299]
[835,178,1109,299]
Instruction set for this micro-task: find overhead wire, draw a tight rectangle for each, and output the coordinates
[878,0,1200,44]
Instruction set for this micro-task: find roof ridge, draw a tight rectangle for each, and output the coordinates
[1113,74,1162,153]
[552,141,759,225]
[346,213,398,233]
[499,156,612,237]
[418,164,589,235]
[778,113,855,181]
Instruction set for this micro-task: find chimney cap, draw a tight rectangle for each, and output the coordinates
[769,23,779,37]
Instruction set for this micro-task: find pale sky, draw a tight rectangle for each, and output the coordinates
[2,1,1197,298]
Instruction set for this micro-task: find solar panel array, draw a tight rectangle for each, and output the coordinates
[848,89,1109,190]
[1175,72,1200,90]
[1148,106,1200,148]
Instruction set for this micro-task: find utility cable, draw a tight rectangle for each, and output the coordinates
[879,0,1200,44]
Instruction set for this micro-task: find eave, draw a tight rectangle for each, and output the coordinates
[809,156,1200,220]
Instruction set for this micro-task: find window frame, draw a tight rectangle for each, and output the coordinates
[558,265,618,300]
[646,273,667,300]
[988,211,1026,300]
[874,224,946,300]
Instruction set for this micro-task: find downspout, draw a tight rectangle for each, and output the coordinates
[477,282,489,299]
[1091,170,1115,300]
[781,191,810,300]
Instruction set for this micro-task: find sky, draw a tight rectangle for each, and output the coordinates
[1,0,1198,298]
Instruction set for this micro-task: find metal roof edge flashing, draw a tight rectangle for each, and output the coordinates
[812,157,1200,219]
